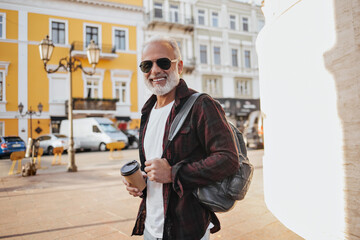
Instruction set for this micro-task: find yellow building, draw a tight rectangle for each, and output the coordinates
[0,0,144,141]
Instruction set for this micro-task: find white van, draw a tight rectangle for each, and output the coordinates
[60,117,128,151]
[244,110,264,149]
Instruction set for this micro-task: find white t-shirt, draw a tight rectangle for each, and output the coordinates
[144,100,174,238]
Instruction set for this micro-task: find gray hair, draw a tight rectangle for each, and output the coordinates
[142,35,182,60]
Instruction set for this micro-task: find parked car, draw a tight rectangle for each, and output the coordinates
[0,136,26,158]
[60,117,129,151]
[35,134,80,155]
[122,129,139,148]
[244,110,264,149]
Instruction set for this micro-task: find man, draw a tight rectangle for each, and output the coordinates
[123,36,239,240]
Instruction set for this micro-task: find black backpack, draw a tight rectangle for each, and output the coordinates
[167,93,254,212]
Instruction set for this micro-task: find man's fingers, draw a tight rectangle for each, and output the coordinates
[144,160,153,166]
[126,186,143,197]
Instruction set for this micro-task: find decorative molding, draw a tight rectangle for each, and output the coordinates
[0,61,10,76]
[0,0,144,27]
[64,0,144,12]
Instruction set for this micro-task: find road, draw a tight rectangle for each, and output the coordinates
[0,149,303,239]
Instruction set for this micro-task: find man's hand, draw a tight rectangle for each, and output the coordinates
[144,158,172,183]
[122,171,147,197]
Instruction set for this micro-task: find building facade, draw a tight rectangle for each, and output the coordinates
[0,0,144,141]
[143,0,264,126]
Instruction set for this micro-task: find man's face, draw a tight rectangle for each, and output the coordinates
[141,41,183,96]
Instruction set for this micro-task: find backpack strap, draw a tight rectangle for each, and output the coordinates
[161,93,203,158]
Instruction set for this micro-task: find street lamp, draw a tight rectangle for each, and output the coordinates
[39,35,100,172]
[18,102,43,140]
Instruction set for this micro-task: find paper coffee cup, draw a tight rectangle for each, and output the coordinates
[121,160,146,191]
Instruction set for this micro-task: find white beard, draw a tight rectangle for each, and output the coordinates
[144,69,180,96]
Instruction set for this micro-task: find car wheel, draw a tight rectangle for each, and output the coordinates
[48,146,54,155]
[99,143,107,152]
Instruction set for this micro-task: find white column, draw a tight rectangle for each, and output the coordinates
[164,0,169,22]
[179,1,185,24]
[18,10,28,141]
[136,23,145,119]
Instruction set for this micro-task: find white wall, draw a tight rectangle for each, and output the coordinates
[256,0,350,239]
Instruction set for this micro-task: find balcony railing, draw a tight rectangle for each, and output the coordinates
[71,42,118,60]
[65,98,118,115]
[183,57,196,73]
[146,10,194,31]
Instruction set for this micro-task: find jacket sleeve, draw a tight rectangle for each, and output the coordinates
[171,95,239,198]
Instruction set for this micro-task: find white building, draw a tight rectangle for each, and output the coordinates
[143,0,264,124]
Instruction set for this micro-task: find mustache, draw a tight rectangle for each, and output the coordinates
[148,73,168,80]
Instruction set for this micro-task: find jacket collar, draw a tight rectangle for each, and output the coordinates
[141,79,196,115]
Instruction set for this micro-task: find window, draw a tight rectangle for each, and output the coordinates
[86,26,99,47]
[214,47,221,65]
[242,17,249,32]
[212,12,219,27]
[0,62,9,105]
[170,5,179,23]
[235,78,252,97]
[0,122,4,136]
[203,76,222,97]
[200,45,207,64]
[198,10,205,25]
[230,15,236,30]
[111,70,131,105]
[154,3,163,18]
[93,125,101,133]
[0,71,3,101]
[86,78,100,98]
[51,21,66,44]
[50,75,68,103]
[244,50,251,68]
[0,13,5,39]
[231,49,238,67]
[114,81,127,103]
[114,29,127,51]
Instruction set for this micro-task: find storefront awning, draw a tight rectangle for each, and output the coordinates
[115,116,131,121]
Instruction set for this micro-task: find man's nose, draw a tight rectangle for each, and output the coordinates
[150,61,163,74]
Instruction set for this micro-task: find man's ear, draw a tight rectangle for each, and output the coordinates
[177,60,184,74]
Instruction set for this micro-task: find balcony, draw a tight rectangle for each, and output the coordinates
[66,98,119,116]
[183,57,196,74]
[145,10,194,32]
[71,42,118,60]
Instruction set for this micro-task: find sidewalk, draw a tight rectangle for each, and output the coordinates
[0,150,303,240]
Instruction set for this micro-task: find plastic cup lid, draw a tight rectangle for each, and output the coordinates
[121,160,140,176]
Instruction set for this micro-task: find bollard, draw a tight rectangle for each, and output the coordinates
[106,142,125,160]
[34,148,47,169]
[8,151,25,175]
[51,147,65,165]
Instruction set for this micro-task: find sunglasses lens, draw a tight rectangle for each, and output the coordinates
[140,61,153,73]
[140,58,174,73]
[156,58,172,70]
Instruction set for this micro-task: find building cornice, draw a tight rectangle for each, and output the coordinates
[63,0,144,12]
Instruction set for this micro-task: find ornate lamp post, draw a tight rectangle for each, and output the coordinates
[18,102,43,140]
[39,35,100,172]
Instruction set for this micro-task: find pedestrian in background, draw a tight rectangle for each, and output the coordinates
[122,35,239,240]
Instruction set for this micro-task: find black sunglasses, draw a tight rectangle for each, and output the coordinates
[139,58,178,73]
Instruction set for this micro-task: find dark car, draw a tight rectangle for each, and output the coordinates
[0,136,26,158]
[122,129,139,148]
